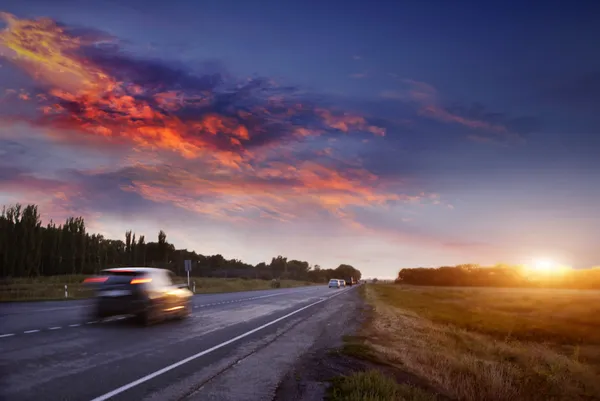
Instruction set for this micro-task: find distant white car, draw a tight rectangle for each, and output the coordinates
[328,279,341,288]
[338,279,346,287]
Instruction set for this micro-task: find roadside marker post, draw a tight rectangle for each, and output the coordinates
[64,284,68,299]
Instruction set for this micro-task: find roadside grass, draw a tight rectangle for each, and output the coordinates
[328,370,437,401]
[0,275,316,302]
[352,284,600,401]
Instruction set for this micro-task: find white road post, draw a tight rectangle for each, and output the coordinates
[64,284,68,299]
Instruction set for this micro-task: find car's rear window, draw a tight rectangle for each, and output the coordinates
[102,270,146,284]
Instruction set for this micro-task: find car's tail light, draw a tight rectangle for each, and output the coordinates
[130,277,152,284]
[83,276,108,283]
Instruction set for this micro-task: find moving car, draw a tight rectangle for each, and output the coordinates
[328,278,341,288]
[83,267,193,325]
[338,279,346,287]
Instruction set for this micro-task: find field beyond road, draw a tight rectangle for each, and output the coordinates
[0,275,315,302]
[350,284,600,401]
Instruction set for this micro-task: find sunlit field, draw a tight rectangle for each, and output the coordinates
[354,284,600,401]
[0,275,315,302]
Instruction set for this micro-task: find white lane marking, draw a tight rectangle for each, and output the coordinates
[49,326,62,330]
[86,321,98,325]
[89,288,352,401]
[0,333,15,338]
[24,329,40,334]
[69,324,81,327]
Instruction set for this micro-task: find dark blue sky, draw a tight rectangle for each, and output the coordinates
[1,0,599,275]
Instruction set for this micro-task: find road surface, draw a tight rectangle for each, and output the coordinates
[0,285,358,401]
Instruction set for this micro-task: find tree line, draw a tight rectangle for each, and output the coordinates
[395,264,600,289]
[0,204,362,282]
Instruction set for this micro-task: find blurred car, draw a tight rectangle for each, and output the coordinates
[83,267,193,325]
[338,279,346,287]
[328,279,341,288]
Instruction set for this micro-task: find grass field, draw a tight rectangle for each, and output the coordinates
[346,284,600,401]
[328,370,436,401]
[0,275,316,302]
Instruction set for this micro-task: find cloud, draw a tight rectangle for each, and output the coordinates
[0,12,458,240]
[0,13,386,165]
[380,79,541,143]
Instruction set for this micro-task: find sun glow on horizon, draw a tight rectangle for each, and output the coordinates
[525,258,571,276]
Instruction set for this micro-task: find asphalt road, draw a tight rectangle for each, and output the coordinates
[0,285,356,401]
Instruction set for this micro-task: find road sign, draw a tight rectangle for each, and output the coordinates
[184,260,192,287]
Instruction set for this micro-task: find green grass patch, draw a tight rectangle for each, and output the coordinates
[339,335,379,363]
[327,370,437,401]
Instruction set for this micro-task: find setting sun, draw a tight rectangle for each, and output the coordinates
[525,258,571,276]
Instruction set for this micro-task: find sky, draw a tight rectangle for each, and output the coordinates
[0,0,599,278]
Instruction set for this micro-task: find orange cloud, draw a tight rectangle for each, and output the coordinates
[0,12,114,95]
[116,160,402,224]
[316,108,385,136]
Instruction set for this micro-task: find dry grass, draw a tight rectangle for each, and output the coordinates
[356,284,600,401]
[0,275,315,302]
[328,370,437,401]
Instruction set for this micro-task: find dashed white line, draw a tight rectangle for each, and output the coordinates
[1,288,329,340]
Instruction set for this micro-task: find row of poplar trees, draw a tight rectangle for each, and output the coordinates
[0,204,173,277]
[0,204,363,282]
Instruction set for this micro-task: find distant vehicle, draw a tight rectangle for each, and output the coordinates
[83,267,193,325]
[338,279,346,287]
[328,279,341,288]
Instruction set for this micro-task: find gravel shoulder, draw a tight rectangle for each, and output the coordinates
[272,288,367,401]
